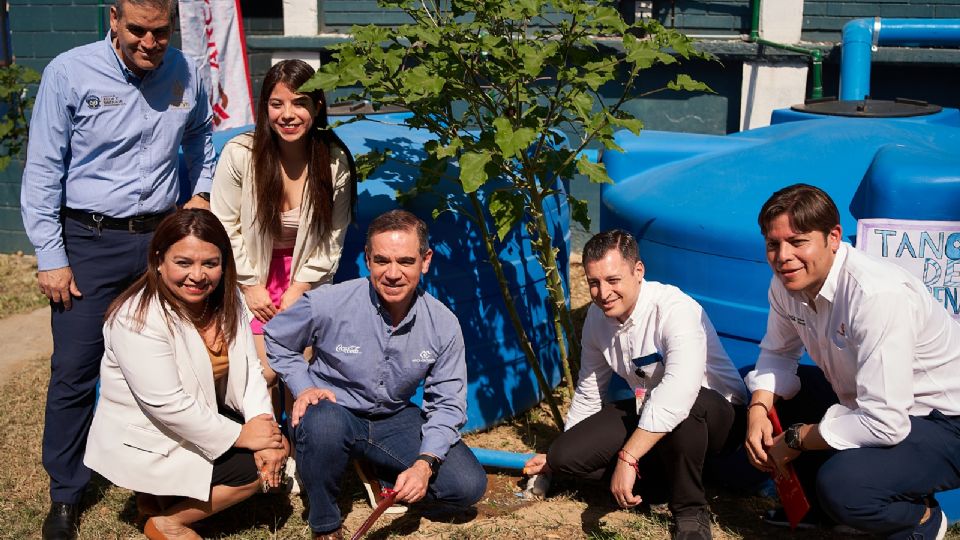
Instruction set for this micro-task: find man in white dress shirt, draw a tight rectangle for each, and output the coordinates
[744,183,960,539]
[524,230,748,540]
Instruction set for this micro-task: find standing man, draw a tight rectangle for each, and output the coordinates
[523,230,749,540]
[265,210,487,540]
[745,183,960,539]
[20,1,214,537]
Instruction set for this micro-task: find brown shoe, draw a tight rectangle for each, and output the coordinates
[313,528,344,540]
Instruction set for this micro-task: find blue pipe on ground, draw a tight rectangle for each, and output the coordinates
[841,18,960,101]
[471,448,535,470]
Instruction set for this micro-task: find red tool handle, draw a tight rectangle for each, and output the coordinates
[350,488,398,540]
[768,406,811,530]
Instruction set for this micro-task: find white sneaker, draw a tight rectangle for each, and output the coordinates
[284,457,300,495]
[520,473,551,500]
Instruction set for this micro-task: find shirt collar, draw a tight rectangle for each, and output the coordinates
[367,279,421,329]
[815,242,848,304]
[103,31,164,82]
[607,278,648,333]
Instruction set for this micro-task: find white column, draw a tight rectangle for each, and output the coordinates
[740,0,808,131]
[283,0,318,35]
[273,0,321,69]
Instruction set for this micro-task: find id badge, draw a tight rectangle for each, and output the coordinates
[634,385,646,415]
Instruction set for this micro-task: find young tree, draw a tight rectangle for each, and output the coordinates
[0,65,40,171]
[307,0,711,428]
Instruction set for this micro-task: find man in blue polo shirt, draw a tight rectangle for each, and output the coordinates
[20,1,214,537]
[266,210,487,540]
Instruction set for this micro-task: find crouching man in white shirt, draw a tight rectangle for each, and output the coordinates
[744,183,960,539]
[524,230,749,540]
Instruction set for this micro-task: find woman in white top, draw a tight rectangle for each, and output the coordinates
[211,59,356,386]
[84,210,286,539]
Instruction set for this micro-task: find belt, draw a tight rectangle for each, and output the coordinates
[62,207,173,233]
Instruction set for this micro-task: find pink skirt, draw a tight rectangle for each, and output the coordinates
[250,247,294,335]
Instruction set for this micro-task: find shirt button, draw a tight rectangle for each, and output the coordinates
[379,381,384,386]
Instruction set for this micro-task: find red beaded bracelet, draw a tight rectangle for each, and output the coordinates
[617,450,641,478]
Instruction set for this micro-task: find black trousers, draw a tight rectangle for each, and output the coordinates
[546,387,745,517]
[43,217,152,504]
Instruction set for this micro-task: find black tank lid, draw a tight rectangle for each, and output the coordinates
[791,97,942,118]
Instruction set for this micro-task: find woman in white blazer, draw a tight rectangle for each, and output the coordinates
[84,210,287,540]
[211,59,356,388]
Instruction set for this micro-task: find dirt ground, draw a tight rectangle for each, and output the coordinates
[2,255,957,538]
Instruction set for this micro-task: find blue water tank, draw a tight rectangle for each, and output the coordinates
[600,101,960,522]
[202,112,568,432]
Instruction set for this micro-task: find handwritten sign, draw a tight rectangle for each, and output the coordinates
[856,219,960,320]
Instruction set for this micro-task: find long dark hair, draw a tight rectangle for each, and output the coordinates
[252,59,357,239]
[106,209,242,345]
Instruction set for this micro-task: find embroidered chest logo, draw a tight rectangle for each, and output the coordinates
[413,350,436,363]
[788,314,806,326]
[169,81,190,109]
[85,96,101,109]
[102,95,124,107]
[335,344,360,354]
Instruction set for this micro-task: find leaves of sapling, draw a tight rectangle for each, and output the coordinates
[488,191,526,241]
[576,154,612,185]
[354,149,390,182]
[608,113,643,136]
[493,117,537,158]
[568,195,591,231]
[668,74,714,94]
[459,151,494,193]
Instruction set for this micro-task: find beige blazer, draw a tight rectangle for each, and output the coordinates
[210,132,352,290]
[84,294,273,501]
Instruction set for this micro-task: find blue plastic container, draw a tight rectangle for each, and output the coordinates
[600,103,960,523]
[200,113,568,432]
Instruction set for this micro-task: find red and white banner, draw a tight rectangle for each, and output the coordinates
[179,0,254,130]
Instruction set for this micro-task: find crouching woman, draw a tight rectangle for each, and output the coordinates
[84,209,287,539]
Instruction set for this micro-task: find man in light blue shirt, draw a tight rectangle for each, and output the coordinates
[266,210,487,539]
[19,1,214,537]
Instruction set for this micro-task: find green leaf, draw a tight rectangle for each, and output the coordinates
[577,154,612,185]
[403,66,445,98]
[355,149,391,181]
[570,92,594,119]
[488,191,525,241]
[667,74,714,94]
[608,114,643,135]
[300,69,340,93]
[493,117,537,158]
[459,151,493,193]
[588,6,627,34]
[435,138,463,159]
[568,195,591,231]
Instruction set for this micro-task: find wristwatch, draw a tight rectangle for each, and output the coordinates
[196,192,211,202]
[785,423,805,451]
[415,454,442,475]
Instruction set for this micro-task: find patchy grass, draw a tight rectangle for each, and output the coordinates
[0,252,47,316]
